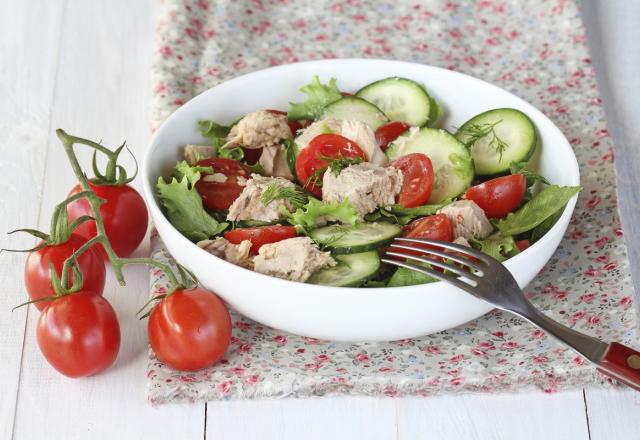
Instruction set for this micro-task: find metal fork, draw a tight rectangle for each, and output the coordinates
[382,237,640,391]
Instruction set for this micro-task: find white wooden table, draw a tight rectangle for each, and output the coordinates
[1,1,639,438]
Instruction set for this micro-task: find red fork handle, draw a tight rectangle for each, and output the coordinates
[597,342,640,391]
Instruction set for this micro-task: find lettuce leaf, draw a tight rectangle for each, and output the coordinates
[387,263,438,287]
[288,198,358,233]
[470,234,519,262]
[287,76,342,121]
[364,199,453,225]
[496,185,580,236]
[156,163,228,242]
[198,120,231,148]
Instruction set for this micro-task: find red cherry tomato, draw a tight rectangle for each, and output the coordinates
[375,121,411,151]
[392,153,435,208]
[516,239,531,252]
[194,158,252,211]
[224,225,298,254]
[241,147,263,165]
[24,234,106,311]
[295,134,367,197]
[403,213,453,241]
[148,288,231,371]
[463,174,527,219]
[67,182,148,259]
[340,92,354,97]
[37,292,120,378]
[267,109,308,134]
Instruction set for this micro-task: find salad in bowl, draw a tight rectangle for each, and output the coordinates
[155,75,579,288]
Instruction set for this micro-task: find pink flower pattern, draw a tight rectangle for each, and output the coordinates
[147,0,638,404]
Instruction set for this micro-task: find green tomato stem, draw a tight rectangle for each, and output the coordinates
[55,129,181,292]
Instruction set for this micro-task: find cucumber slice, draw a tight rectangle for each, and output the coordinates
[321,97,389,130]
[387,128,474,203]
[455,108,537,176]
[356,77,436,126]
[309,222,401,254]
[307,251,380,287]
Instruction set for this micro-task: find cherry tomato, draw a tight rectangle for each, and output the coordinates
[241,147,263,165]
[295,134,367,197]
[148,288,231,371]
[516,239,531,252]
[24,234,106,311]
[375,121,411,151]
[67,182,148,259]
[392,153,434,208]
[463,174,526,219]
[267,109,308,134]
[224,225,298,254]
[403,213,453,241]
[37,292,120,378]
[194,158,251,211]
[340,92,354,97]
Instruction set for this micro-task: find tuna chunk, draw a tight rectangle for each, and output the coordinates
[197,237,253,269]
[258,144,294,179]
[224,110,292,149]
[227,174,295,222]
[294,119,388,166]
[184,144,216,165]
[253,237,335,282]
[322,163,403,216]
[438,200,493,240]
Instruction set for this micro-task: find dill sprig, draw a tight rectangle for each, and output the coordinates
[304,155,364,190]
[459,120,508,161]
[261,183,308,208]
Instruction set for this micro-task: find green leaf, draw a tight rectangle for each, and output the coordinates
[496,185,580,236]
[509,161,550,186]
[529,208,563,243]
[470,234,519,262]
[173,160,213,183]
[248,162,267,176]
[387,263,438,287]
[287,76,342,121]
[156,163,228,242]
[364,199,454,225]
[198,120,231,146]
[288,198,359,232]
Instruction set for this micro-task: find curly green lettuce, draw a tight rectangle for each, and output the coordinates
[288,198,358,233]
[287,76,342,121]
[157,162,228,242]
[470,234,520,262]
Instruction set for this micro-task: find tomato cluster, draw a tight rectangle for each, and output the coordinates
[18,131,232,378]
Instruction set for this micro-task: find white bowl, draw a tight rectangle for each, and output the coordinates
[142,59,579,342]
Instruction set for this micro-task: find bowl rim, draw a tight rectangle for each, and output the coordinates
[142,58,580,295]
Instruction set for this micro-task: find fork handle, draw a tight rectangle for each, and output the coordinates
[597,343,640,391]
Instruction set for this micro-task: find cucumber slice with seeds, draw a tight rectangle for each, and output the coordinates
[455,108,537,176]
[321,97,389,130]
[386,127,474,203]
[307,251,380,287]
[356,77,438,126]
[309,222,401,254]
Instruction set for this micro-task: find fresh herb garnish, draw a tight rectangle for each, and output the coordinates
[325,155,363,177]
[261,183,308,209]
[458,120,508,160]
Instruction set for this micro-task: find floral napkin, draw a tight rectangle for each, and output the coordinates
[147,0,638,404]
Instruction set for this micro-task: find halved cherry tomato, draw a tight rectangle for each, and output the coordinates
[25,234,106,311]
[340,92,354,97]
[148,288,231,371]
[267,109,308,134]
[37,292,120,378]
[392,153,434,208]
[241,147,263,165]
[67,182,148,259]
[194,158,251,211]
[295,133,367,197]
[403,213,453,241]
[516,239,531,252]
[463,174,526,219]
[375,121,411,151]
[224,225,298,254]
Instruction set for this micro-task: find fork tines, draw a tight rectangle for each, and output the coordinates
[381,237,494,291]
